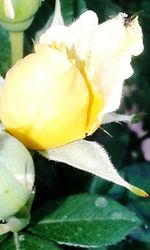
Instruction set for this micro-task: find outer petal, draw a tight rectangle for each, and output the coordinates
[0,45,89,150]
[86,14,143,134]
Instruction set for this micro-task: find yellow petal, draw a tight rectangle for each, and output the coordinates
[0,45,89,150]
[86,88,104,134]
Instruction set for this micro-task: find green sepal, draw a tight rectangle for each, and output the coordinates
[0,17,34,32]
[0,189,35,235]
[0,166,31,219]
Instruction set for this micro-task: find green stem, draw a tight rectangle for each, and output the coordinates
[14,232,20,250]
[9,32,24,66]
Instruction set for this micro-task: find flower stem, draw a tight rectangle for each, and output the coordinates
[9,31,24,66]
[14,232,20,250]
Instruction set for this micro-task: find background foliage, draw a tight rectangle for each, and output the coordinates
[0,0,150,249]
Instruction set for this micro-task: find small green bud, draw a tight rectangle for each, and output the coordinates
[131,112,146,124]
[0,0,42,31]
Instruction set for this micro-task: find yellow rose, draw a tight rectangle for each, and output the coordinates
[0,11,143,150]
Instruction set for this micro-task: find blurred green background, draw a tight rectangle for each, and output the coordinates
[0,0,150,249]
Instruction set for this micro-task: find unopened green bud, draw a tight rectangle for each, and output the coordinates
[0,0,42,31]
[0,131,35,221]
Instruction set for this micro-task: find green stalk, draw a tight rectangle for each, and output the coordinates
[9,31,24,66]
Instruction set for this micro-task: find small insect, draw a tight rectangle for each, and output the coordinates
[124,10,143,27]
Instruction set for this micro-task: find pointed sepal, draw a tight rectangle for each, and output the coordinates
[39,139,148,197]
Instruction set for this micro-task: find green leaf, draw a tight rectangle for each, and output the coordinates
[129,200,150,243]
[0,25,11,75]
[61,0,87,24]
[0,234,8,244]
[124,163,150,242]
[75,0,87,16]
[29,194,141,248]
[0,232,61,250]
[86,0,121,22]
[61,0,74,24]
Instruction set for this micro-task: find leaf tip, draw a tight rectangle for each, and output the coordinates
[130,185,149,197]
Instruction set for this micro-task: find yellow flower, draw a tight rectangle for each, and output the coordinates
[0,11,143,150]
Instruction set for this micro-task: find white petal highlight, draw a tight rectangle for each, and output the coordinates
[4,0,15,20]
[0,76,4,85]
[40,139,148,196]
[51,0,64,25]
